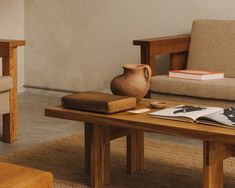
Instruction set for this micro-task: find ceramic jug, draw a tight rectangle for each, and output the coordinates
[110,64,152,101]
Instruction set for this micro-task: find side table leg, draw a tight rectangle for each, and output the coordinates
[203,141,231,188]
[90,124,110,188]
[126,130,144,174]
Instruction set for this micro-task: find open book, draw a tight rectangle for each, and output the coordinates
[149,105,235,128]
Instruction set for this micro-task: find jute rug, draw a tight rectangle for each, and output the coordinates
[1,135,235,188]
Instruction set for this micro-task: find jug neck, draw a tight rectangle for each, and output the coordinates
[123,64,145,74]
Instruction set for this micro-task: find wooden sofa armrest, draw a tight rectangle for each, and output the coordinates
[133,34,190,76]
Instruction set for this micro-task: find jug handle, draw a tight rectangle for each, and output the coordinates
[144,65,152,82]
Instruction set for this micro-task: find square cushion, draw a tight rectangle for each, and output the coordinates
[0,91,10,114]
[187,20,235,78]
[0,76,12,92]
[150,75,235,101]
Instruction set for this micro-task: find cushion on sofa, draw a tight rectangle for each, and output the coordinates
[187,20,235,78]
[0,91,10,114]
[150,75,235,101]
[0,76,12,92]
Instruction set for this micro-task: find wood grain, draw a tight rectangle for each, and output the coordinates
[90,124,110,188]
[0,39,25,48]
[2,48,18,143]
[204,142,231,165]
[1,40,25,143]
[45,99,235,145]
[45,99,235,188]
[85,123,92,174]
[0,162,53,188]
[110,127,130,140]
[203,141,225,188]
[127,130,144,174]
[133,34,190,76]
[170,51,188,70]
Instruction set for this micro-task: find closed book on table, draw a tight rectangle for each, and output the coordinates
[61,91,136,114]
[169,70,224,80]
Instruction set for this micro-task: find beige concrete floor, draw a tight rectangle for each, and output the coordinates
[0,90,201,155]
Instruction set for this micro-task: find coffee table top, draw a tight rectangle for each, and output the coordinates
[45,99,235,144]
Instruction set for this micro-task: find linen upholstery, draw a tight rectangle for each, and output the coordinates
[187,20,235,78]
[0,91,10,114]
[150,75,235,101]
[0,76,12,92]
[151,92,235,108]
[0,76,12,114]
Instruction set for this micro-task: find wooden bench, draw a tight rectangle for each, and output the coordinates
[0,162,53,188]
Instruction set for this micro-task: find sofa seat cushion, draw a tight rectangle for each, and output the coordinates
[0,76,12,92]
[0,91,10,114]
[150,75,235,101]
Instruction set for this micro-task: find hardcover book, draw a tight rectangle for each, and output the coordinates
[169,70,224,80]
[149,105,235,129]
[61,91,136,114]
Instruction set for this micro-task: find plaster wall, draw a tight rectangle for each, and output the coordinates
[24,0,235,92]
[0,0,25,92]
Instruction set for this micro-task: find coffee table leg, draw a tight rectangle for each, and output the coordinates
[85,123,92,174]
[203,141,232,188]
[126,130,144,174]
[87,123,110,188]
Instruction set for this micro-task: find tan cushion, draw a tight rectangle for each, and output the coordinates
[150,75,235,101]
[0,91,10,114]
[151,92,235,108]
[187,20,235,78]
[0,76,12,92]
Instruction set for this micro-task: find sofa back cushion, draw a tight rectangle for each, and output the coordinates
[187,20,235,78]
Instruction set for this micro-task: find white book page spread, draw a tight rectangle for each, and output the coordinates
[149,105,223,121]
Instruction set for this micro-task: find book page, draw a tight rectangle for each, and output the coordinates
[149,105,222,121]
[197,107,235,127]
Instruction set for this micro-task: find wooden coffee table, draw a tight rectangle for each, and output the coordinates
[45,99,235,188]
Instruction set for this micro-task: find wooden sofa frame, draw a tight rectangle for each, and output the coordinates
[133,34,191,76]
[1,40,25,143]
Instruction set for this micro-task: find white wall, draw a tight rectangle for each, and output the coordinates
[0,0,25,92]
[24,0,235,92]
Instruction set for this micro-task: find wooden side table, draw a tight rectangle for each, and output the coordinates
[1,39,25,143]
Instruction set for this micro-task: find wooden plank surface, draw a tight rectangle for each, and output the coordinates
[133,34,190,56]
[45,99,235,144]
[0,162,53,188]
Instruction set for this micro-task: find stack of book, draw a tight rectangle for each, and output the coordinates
[169,70,224,80]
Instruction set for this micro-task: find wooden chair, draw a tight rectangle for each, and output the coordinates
[134,20,235,107]
[0,40,25,143]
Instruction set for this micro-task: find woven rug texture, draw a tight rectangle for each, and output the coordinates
[1,134,235,188]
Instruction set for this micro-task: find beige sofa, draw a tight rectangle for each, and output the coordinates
[134,20,235,107]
